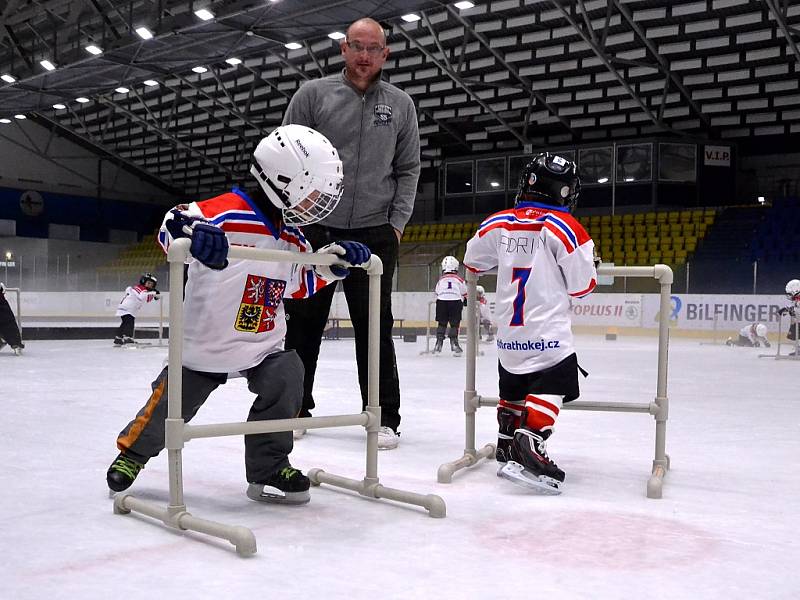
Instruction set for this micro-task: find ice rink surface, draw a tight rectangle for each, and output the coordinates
[2,334,798,599]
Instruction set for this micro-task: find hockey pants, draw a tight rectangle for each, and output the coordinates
[115,350,304,483]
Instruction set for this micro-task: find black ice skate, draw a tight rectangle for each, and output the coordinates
[11,344,23,355]
[432,337,444,354]
[498,427,564,495]
[122,336,136,345]
[495,407,517,464]
[107,453,145,492]
[113,336,124,346]
[247,466,310,505]
[450,337,463,356]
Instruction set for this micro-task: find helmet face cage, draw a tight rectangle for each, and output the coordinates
[514,153,580,212]
[140,273,157,287]
[476,285,485,297]
[441,256,459,273]
[250,125,343,226]
[787,279,800,301]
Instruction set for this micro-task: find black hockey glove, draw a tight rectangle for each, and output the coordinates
[315,241,371,281]
[463,298,468,307]
[165,210,229,270]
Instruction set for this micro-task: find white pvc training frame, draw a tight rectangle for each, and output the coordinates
[437,264,673,499]
[113,238,446,556]
[758,312,800,360]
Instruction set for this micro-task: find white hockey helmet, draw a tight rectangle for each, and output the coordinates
[476,285,485,297]
[442,255,459,273]
[250,125,343,226]
[755,323,767,337]
[786,279,800,302]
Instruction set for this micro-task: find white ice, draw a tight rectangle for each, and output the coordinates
[2,334,798,599]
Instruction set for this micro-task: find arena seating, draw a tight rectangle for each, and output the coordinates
[402,208,717,269]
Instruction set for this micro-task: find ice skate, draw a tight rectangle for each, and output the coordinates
[495,406,517,464]
[377,426,400,450]
[0,340,6,352]
[498,427,564,495]
[247,466,310,505]
[113,336,124,346]
[450,338,463,356]
[107,453,145,492]
[11,344,24,355]
[432,337,444,354]
[122,336,136,345]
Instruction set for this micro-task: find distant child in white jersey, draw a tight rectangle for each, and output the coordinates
[726,322,770,348]
[433,255,467,355]
[113,273,159,345]
[779,279,799,347]
[476,285,496,342]
[106,125,371,506]
[464,153,596,495]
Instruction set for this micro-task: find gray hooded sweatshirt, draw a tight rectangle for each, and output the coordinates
[282,70,420,232]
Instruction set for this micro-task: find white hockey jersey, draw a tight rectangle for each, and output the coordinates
[478,296,493,323]
[464,202,596,374]
[116,284,158,317]
[435,273,467,301]
[158,188,334,373]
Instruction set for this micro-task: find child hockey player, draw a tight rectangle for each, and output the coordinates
[433,255,467,355]
[113,273,160,345]
[106,124,371,505]
[476,285,496,342]
[464,153,596,495]
[726,322,770,347]
[0,282,24,354]
[779,279,800,351]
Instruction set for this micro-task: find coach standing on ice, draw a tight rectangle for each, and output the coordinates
[281,17,420,449]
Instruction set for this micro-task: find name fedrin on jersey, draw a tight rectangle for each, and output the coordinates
[464,201,596,375]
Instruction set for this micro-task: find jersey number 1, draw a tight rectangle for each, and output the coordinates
[510,267,531,326]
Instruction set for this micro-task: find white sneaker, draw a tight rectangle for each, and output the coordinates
[293,429,306,440]
[377,426,400,450]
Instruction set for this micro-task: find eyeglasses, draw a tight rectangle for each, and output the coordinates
[345,41,386,56]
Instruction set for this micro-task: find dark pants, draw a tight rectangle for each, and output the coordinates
[435,299,463,340]
[0,296,22,347]
[284,223,401,431]
[116,314,135,338]
[116,350,304,483]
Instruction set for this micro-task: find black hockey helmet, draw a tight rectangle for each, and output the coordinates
[140,273,158,286]
[514,153,581,212]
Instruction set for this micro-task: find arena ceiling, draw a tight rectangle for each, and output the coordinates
[0,0,798,196]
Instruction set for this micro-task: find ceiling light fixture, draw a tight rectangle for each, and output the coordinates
[454,1,475,9]
[75,97,90,103]
[143,79,159,86]
[328,31,345,40]
[401,13,421,22]
[85,45,103,55]
[53,103,66,109]
[1,74,16,83]
[191,66,208,73]
[225,57,242,66]
[194,9,214,21]
[0,118,10,124]
[40,60,56,71]
[284,42,303,50]
[14,114,26,120]
[115,87,129,93]
[135,27,154,40]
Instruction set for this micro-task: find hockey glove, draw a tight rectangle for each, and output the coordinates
[314,241,371,281]
[165,210,229,270]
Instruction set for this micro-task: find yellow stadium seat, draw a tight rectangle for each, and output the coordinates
[667,211,680,223]
[673,236,685,249]
[679,211,691,223]
[622,214,634,224]
[633,213,645,224]
[645,212,656,224]
[656,212,667,223]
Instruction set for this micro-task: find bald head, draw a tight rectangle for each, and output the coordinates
[346,18,386,46]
